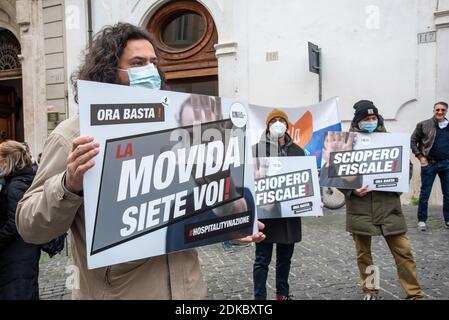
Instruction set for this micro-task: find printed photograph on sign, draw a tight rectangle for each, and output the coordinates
[319,131,410,192]
[254,157,322,218]
[78,81,257,269]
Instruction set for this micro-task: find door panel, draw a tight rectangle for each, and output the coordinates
[147,1,218,96]
[0,85,16,142]
[166,75,218,96]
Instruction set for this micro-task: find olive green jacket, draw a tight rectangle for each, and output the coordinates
[340,125,407,236]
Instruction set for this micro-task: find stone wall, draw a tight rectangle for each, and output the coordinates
[61,0,449,205]
[43,0,68,134]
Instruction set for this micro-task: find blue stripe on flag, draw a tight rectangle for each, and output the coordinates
[304,123,342,167]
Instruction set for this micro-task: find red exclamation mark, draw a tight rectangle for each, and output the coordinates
[224,177,231,200]
[157,107,161,119]
[188,229,193,237]
[393,160,398,171]
[305,183,310,195]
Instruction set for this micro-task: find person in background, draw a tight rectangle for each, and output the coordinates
[411,101,449,231]
[0,140,39,300]
[21,142,38,169]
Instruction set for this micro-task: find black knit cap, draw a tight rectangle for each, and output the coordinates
[352,100,379,125]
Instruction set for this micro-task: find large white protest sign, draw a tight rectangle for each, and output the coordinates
[78,80,257,269]
[248,98,341,167]
[255,157,322,218]
[319,132,410,192]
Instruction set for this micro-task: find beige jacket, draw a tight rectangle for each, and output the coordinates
[16,116,206,299]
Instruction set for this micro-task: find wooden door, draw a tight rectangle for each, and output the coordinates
[147,0,218,95]
[0,85,16,142]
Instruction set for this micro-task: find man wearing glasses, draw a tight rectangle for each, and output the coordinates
[411,102,449,231]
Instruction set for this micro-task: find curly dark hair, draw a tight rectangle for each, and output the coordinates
[71,22,165,103]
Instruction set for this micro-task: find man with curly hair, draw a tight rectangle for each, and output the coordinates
[15,23,263,300]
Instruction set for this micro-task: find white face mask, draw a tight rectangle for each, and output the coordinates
[269,121,287,139]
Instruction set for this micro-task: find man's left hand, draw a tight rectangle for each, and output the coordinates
[238,221,266,244]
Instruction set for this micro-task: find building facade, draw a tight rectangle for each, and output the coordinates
[2,0,448,204]
[0,0,68,158]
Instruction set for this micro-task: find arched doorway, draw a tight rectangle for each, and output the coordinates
[0,28,23,143]
[147,0,218,96]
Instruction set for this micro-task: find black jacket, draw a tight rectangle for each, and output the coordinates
[411,117,442,160]
[0,165,40,300]
[253,132,304,244]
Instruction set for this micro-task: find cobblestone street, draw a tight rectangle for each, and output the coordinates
[39,205,449,300]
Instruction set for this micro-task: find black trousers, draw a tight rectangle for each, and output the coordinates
[253,242,295,300]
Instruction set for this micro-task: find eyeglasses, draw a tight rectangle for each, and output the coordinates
[435,109,447,113]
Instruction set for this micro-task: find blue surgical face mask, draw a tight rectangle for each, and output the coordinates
[359,120,378,133]
[122,63,161,90]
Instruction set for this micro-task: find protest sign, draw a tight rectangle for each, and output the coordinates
[254,157,322,218]
[319,132,410,192]
[248,97,341,167]
[78,80,257,269]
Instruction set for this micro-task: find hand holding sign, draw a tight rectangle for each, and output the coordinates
[237,221,266,244]
[353,186,371,197]
[65,136,100,194]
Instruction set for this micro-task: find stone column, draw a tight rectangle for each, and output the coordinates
[16,0,47,157]
[435,0,449,101]
[214,0,249,100]
[215,42,238,98]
